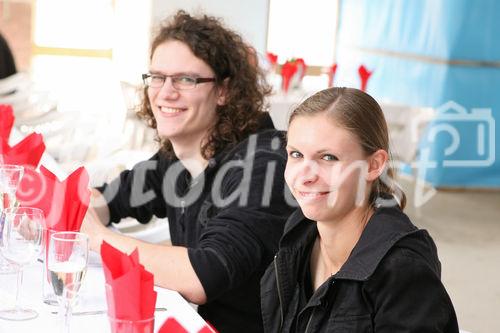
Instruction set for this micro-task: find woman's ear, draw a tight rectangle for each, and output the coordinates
[366,149,389,182]
[216,78,229,106]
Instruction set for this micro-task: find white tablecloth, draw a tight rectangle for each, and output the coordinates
[0,260,208,332]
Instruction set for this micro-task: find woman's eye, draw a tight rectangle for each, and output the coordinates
[289,151,302,158]
[322,154,338,161]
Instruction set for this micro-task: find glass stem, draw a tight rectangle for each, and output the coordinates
[14,266,23,311]
[59,298,72,333]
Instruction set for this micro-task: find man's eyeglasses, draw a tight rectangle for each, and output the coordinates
[142,73,216,90]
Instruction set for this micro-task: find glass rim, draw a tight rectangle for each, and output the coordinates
[50,231,89,242]
[2,206,44,215]
[0,164,24,171]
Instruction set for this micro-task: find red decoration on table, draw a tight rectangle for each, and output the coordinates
[0,104,14,141]
[158,317,217,333]
[158,317,188,333]
[328,64,338,88]
[358,65,373,92]
[294,58,307,80]
[0,132,45,167]
[101,241,157,330]
[266,52,278,67]
[280,61,298,94]
[17,165,91,286]
[17,165,90,231]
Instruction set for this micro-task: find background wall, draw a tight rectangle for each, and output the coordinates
[151,0,269,54]
[0,0,32,71]
[335,0,500,188]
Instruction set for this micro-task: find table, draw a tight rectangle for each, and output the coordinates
[0,257,209,332]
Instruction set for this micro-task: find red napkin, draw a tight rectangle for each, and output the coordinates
[101,241,157,324]
[0,104,14,141]
[17,165,90,284]
[0,132,45,167]
[158,318,188,333]
[328,63,338,88]
[158,318,217,333]
[358,65,373,92]
[295,58,307,80]
[17,165,90,231]
[266,52,278,67]
[281,61,298,94]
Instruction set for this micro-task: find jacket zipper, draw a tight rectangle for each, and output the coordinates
[274,255,284,332]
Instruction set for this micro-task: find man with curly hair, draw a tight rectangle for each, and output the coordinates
[82,10,294,332]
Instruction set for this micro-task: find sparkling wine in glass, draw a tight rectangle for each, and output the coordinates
[0,164,24,275]
[48,231,89,333]
[0,207,44,320]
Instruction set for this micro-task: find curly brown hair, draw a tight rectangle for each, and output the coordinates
[289,87,407,210]
[137,10,272,159]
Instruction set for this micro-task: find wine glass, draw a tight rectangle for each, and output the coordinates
[47,231,89,333]
[0,164,24,274]
[0,206,44,320]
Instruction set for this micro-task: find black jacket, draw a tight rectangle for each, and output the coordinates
[260,207,459,332]
[98,114,295,332]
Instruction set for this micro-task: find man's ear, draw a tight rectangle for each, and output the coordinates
[366,149,389,182]
[216,78,229,106]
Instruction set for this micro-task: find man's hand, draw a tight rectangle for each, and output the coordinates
[80,207,110,252]
[80,189,112,252]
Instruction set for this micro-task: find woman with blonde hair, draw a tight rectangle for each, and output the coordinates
[260,87,458,332]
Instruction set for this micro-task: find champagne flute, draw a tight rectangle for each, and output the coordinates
[48,231,89,333]
[0,164,24,275]
[0,207,44,320]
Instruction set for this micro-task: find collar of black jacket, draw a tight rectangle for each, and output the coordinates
[279,206,424,282]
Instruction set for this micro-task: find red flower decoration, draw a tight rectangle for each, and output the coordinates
[358,65,373,92]
[281,61,298,93]
[328,64,338,88]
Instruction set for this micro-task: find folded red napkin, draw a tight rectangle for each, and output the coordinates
[0,104,14,141]
[295,58,307,80]
[17,165,90,231]
[281,61,298,94]
[0,132,45,167]
[328,63,338,88]
[159,318,188,333]
[101,241,157,323]
[358,65,373,92]
[17,165,91,286]
[266,52,278,67]
[158,317,217,333]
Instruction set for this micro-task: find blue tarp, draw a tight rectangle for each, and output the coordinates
[334,0,500,187]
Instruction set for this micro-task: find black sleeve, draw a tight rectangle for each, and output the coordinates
[365,249,459,333]
[95,152,169,224]
[188,147,293,301]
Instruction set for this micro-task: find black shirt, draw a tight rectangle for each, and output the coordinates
[97,114,295,332]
